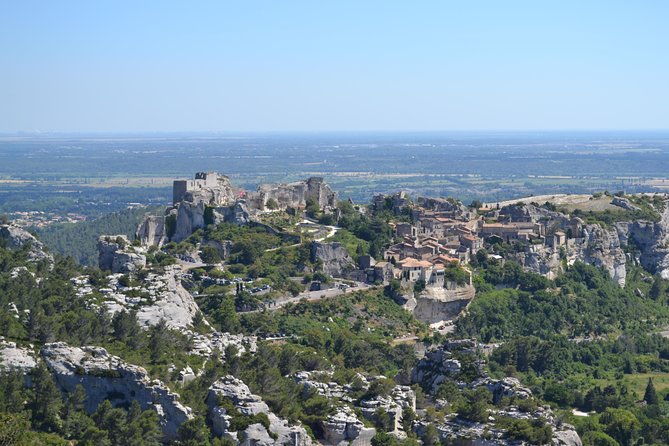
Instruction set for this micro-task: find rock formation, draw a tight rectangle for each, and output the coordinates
[207,375,313,445]
[136,214,168,247]
[0,338,37,373]
[98,235,146,273]
[41,342,192,440]
[617,203,669,279]
[407,285,476,325]
[575,224,627,286]
[253,177,337,211]
[0,224,53,264]
[310,242,356,277]
[138,173,338,246]
[321,405,376,446]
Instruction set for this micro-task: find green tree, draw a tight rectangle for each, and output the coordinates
[29,364,64,432]
[175,416,211,446]
[0,412,31,446]
[601,408,639,446]
[643,378,659,405]
[581,431,620,446]
[200,246,222,264]
[266,198,279,210]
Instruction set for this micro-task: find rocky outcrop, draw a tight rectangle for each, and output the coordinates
[0,339,37,373]
[102,266,201,330]
[612,196,640,211]
[311,242,356,277]
[511,245,563,280]
[0,224,53,264]
[360,386,416,434]
[472,377,532,403]
[499,203,572,228]
[321,405,376,446]
[173,201,206,243]
[412,347,463,394]
[137,214,167,246]
[617,203,669,279]
[553,428,583,446]
[409,285,476,325]
[575,224,627,286]
[207,375,313,445]
[201,239,234,260]
[214,200,252,225]
[41,342,192,440]
[254,177,337,211]
[417,197,473,220]
[135,267,200,329]
[97,235,146,273]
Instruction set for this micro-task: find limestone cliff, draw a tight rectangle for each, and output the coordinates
[98,235,146,273]
[136,214,168,246]
[617,203,669,279]
[310,242,356,277]
[41,342,192,440]
[407,285,476,325]
[0,224,53,264]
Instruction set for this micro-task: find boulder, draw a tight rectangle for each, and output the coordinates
[41,342,192,440]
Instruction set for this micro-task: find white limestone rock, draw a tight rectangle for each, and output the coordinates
[40,342,192,440]
[135,266,201,330]
[0,339,37,373]
[0,224,53,264]
[321,405,375,446]
[207,375,313,445]
[98,235,146,273]
[311,242,356,278]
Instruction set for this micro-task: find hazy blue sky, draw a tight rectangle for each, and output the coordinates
[1,1,668,132]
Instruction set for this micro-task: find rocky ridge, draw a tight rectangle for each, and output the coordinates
[207,375,313,445]
[41,342,193,440]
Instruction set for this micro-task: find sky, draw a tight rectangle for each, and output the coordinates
[1,1,668,133]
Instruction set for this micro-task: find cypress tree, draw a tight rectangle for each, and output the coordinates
[643,378,659,405]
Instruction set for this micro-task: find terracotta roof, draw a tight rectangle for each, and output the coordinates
[398,258,433,268]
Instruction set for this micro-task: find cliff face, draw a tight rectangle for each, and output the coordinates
[136,214,167,246]
[97,235,146,273]
[408,285,476,325]
[576,224,627,286]
[41,342,192,440]
[617,204,669,279]
[310,242,356,277]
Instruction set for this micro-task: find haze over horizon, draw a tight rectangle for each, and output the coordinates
[2,1,668,133]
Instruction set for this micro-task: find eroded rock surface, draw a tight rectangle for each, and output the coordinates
[41,342,192,440]
[207,375,313,445]
[0,224,53,264]
[98,235,146,273]
[311,242,356,278]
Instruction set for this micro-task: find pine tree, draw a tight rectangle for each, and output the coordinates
[643,378,659,405]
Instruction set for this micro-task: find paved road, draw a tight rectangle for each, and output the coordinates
[256,281,376,312]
